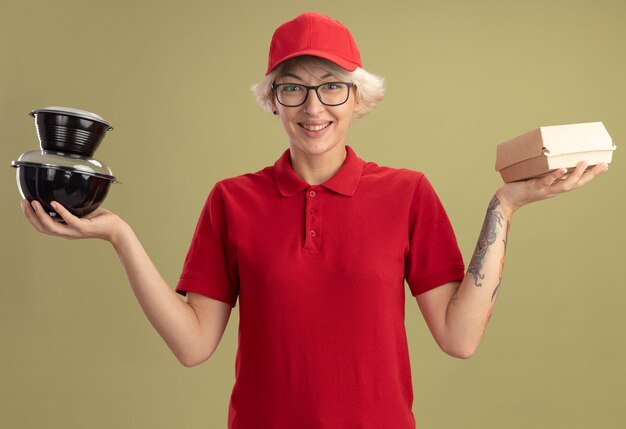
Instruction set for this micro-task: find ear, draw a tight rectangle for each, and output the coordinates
[352,100,364,119]
[352,88,364,114]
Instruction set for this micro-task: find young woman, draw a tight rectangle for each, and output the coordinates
[20,11,607,429]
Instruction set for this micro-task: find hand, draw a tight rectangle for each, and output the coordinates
[20,199,126,243]
[495,161,609,213]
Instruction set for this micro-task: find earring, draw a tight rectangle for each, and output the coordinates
[273,110,278,115]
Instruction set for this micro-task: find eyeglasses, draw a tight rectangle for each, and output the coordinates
[272,82,354,107]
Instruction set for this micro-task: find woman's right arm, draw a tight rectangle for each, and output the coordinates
[20,199,232,367]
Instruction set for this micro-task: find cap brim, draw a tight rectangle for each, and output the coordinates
[265,49,359,75]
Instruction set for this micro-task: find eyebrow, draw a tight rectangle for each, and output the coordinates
[281,72,334,81]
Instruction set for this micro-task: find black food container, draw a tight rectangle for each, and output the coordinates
[12,150,119,219]
[30,106,113,157]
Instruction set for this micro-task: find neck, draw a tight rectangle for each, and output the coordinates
[289,144,347,185]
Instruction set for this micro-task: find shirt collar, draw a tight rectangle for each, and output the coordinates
[274,145,364,197]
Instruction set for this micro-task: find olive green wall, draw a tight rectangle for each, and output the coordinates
[2,0,624,428]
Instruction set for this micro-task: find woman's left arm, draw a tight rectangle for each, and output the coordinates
[416,161,609,359]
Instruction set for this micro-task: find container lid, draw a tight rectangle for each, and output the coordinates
[30,106,113,130]
[11,150,118,181]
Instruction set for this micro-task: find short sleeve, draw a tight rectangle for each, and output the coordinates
[175,183,239,307]
[404,174,465,296]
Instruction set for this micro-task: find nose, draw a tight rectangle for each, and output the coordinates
[303,87,324,114]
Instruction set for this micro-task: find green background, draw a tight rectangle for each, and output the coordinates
[2,0,624,428]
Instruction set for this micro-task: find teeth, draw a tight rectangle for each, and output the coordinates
[302,122,330,131]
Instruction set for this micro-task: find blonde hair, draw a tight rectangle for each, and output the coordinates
[250,55,385,120]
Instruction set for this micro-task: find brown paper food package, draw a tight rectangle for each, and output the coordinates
[495,122,616,183]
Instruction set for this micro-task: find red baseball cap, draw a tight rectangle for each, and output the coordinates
[265,12,362,75]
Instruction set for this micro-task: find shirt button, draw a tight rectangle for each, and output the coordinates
[309,208,316,215]
[309,230,317,237]
[309,190,316,197]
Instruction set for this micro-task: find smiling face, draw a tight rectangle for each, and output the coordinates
[272,59,363,159]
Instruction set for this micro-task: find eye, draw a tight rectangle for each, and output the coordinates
[281,84,303,92]
[320,83,343,91]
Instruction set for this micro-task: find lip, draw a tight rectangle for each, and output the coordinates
[298,121,333,137]
[299,121,333,126]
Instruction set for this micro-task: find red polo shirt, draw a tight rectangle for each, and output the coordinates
[176,145,465,429]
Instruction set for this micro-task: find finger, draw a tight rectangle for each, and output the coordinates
[30,200,79,238]
[542,167,568,187]
[50,200,83,228]
[29,200,58,231]
[559,161,588,191]
[21,199,48,233]
[571,162,608,188]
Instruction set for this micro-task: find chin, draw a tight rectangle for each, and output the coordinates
[293,140,343,156]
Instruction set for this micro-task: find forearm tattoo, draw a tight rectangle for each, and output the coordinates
[467,195,504,287]
[491,220,510,302]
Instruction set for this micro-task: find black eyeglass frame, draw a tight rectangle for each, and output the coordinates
[271,82,355,107]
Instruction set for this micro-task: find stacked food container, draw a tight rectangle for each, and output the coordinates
[11,106,119,220]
